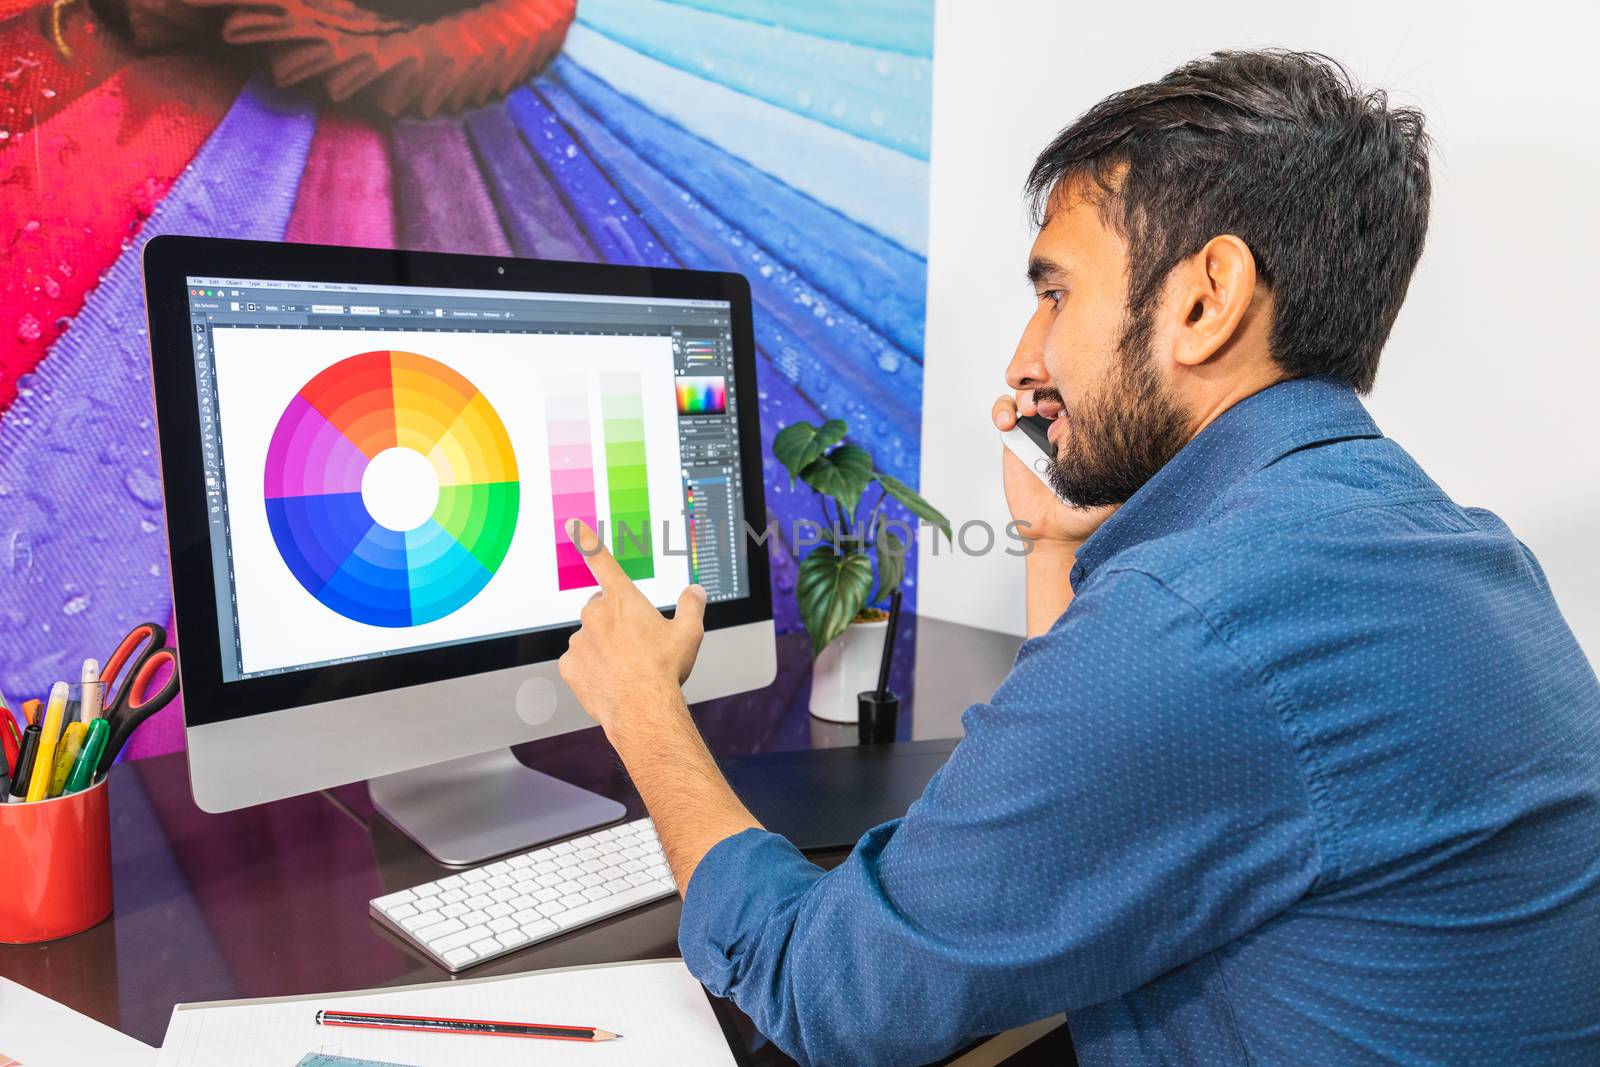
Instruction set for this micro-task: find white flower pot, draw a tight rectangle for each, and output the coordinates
[808,617,887,723]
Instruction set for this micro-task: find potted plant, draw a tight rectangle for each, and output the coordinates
[773,419,952,722]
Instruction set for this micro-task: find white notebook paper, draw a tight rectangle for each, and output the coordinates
[0,977,159,1067]
[156,959,735,1067]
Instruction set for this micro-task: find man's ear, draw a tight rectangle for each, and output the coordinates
[1169,234,1258,368]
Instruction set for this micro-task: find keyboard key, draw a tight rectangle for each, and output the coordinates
[560,893,588,909]
[488,916,518,934]
[469,937,502,956]
[461,867,492,884]
[400,909,443,933]
[487,874,515,889]
[373,888,416,910]
[439,902,469,919]
[490,887,519,903]
[520,918,559,939]
[464,894,494,911]
[536,901,568,919]
[442,947,478,968]
[414,917,465,942]
[486,860,515,875]
[533,860,559,874]
[436,874,469,890]
[497,927,533,950]
[512,908,542,925]
[438,889,467,905]
[460,909,492,929]
[386,902,419,921]
[581,886,612,902]
[485,902,515,919]
[433,925,492,954]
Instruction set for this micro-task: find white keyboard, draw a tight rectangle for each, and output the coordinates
[369,817,676,972]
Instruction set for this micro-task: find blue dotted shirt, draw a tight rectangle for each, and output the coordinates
[680,377,1600,1066]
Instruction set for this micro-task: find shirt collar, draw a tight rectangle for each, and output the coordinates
[1071,376,1383,585]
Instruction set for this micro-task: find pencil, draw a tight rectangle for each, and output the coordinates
[315,1009,619,1041]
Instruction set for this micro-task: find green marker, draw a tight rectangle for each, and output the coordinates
[63,718,109,794]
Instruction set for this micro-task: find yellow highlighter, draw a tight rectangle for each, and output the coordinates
[26,681,69,802]
[46,721,88,798]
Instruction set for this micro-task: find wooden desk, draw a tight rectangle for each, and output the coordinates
[1,618,1072,1064]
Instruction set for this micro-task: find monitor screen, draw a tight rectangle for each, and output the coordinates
[181,275,749,682]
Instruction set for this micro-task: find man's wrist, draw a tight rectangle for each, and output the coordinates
[602,682,694,754]
[1025,536,1085,563]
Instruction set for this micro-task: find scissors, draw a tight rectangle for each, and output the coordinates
[96,621,180,776]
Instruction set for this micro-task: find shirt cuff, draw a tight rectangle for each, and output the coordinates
[679,827,824,997]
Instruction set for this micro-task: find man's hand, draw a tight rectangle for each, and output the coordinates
[994,392,1118,635]
[558,518,707,741]
[992,391,1117,547]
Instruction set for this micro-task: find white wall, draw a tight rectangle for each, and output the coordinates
[918,1,1600,659]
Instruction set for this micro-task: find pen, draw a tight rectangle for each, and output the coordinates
[9,725,40,800]
[0,758,9,803]
[80,658,102,723]
[314,1010,620,1042]
[46,721,88,798]
[63,719,108,795]
[21,699,40,727]
[26,682,68,802]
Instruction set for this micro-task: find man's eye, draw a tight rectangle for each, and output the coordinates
[1036,289,1065,306]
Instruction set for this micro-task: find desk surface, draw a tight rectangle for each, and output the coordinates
[1,617,1073,1065]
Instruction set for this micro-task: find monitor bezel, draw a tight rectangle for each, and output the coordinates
[143,235,772,729]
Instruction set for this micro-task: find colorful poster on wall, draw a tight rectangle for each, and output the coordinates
[0,0,934,752]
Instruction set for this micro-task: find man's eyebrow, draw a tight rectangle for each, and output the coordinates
[1026,257,1070,285]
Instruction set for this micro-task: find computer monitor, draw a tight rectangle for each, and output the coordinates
[143,236,774,865]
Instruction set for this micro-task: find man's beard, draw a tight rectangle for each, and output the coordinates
[1042,308,1190,508]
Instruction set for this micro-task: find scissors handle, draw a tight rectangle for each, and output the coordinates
[101,622,169,709]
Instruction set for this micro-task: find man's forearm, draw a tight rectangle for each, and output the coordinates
[1026,541,1082,637]
[604,685,762,894]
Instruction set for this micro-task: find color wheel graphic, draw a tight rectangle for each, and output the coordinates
[265,351,519,627]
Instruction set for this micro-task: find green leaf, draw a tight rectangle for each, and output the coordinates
[799,443,874,516]
[872,527,906,605]
[797,549,874,656]
[772,420,848,488]
[875,471,952,541]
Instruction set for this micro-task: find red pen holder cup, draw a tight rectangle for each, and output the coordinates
[0,779,113,943]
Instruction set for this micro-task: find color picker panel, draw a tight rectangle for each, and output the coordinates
[601,373,654,581]
[675,375,727,415]
[547,387,599,591]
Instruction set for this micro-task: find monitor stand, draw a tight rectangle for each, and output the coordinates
[368,748,627,867]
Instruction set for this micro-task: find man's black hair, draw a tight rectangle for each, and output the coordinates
[1026,50,1430,393]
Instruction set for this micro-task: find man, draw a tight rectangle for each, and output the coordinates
[558,50,1600,1066]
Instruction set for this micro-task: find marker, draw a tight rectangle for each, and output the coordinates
[79,658,102,723]
[21,699,40,727]
[0,759,10,803]
[46,722,88,798]
[9,725,40,800]
[26,682,68,802]
[64,719,109,795]
[64,719,108,794]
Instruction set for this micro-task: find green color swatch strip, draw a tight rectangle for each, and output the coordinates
[602,376,654,580]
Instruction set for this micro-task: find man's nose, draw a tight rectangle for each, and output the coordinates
[1006,313,1051,392]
